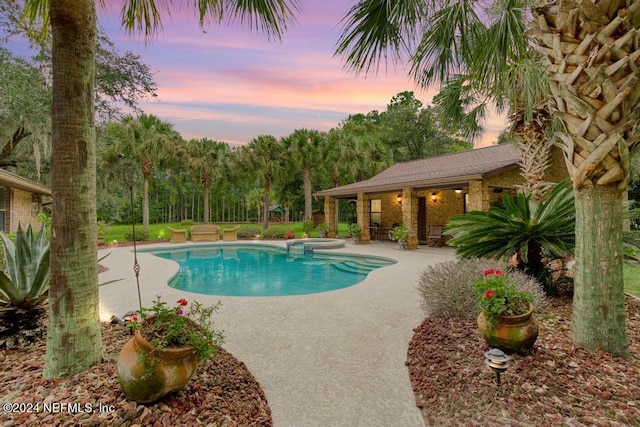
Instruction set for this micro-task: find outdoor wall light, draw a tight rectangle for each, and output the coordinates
[455,188,462,194]
[430,192,438,202]
[485,348,510,385]
[397,193,402,203]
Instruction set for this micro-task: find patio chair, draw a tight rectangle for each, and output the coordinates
[167,226,187,243]
[427,225,444,246]
[223,225,241,241]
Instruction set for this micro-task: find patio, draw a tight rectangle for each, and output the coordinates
[98,240,456,426]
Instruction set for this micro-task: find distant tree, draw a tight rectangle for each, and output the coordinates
[241,135,284,230]
[0,47,51,179]
[101,114,179,230]
[282,129,325,220]
[186,138,230,223]
[377,91,471,161]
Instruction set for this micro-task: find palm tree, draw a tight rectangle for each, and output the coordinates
[282,129,325,220]
[186,138,230,224]
[101,113,179,230]
[336,0,637,356]
[528,0,639,356]
[241,135,284,230]
[22,0,297,378]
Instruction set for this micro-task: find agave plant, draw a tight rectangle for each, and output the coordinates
[445,180,575,288]
[0,224,50,309]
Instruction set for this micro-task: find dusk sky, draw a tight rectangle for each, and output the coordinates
[97,0,505,147]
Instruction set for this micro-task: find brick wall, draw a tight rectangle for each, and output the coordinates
[10,189,42,232]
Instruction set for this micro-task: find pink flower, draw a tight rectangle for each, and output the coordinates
[177,298,188,306]
[485,290,495,298]
[177,309,184,315]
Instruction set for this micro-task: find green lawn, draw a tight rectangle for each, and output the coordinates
[624,263,640,298]
[102,222,351,244]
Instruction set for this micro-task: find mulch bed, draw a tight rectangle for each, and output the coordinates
[0,320,271,426]
[407,295,640,426]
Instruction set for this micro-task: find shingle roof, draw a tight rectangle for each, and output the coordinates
[315,144,520,198]
[0,169,51,196]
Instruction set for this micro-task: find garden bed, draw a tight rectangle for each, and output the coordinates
[0,320,271,426]
[407,295,640,426]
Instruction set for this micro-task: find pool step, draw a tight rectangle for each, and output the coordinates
[331,261,377,275]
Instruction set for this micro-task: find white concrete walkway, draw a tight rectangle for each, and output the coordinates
[98,240,456,427]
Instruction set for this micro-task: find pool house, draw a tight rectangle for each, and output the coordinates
[315,144,568,250]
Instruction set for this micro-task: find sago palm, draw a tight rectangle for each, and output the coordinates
[445,180,575,290]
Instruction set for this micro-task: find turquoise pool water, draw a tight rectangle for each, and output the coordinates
[149,244,395,296]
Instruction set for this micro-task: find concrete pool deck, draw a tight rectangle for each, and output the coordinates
[98,240,456,427]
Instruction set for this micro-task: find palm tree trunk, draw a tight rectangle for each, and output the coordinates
[572,184,628,355]
[45,0,102,378]
[303,165,312,220]
[203,182,210,223]
[143,175,150,230]
[263,175,271,230]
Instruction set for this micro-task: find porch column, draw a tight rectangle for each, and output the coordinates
[402,187,418,250]
[468,180,485,211]
[356,192,371,244]
[324,196,337,238]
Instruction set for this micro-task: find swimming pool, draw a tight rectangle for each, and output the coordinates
[147,244,395,296]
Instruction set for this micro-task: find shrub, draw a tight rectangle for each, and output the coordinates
[237,227,261,239]
[180,219,194,226]
[417,258,546,321]
[262,228,287,239]
[348,223,362,236]
[302,220,314,235]
[124,228,150,242]
[0,225,50,309]
[97,221,109,239]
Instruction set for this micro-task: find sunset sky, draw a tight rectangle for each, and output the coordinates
[96,0,505,147]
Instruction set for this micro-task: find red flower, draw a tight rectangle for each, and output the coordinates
[131,315,138,322]
[483,269,504,276]
[485,290,495,298]
[177,298,188,306]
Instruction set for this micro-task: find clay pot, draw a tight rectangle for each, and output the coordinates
[477,303,538,354]
[117,330,198,403]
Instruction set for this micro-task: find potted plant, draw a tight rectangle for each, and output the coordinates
[117,296,224,403]
[348,223,362,244]
[317,222,329,238]
[388,223,414,249]
[473,269,538,353]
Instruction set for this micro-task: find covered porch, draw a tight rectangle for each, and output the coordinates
[315,145,531,250]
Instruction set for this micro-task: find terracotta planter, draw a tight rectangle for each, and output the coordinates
[477,303,538,354]
[117,330,199,403]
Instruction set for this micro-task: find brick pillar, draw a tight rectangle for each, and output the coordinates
[402,188,418,250]
[468,180,485,211]
[356,192,371,244]
[324,196,337,238]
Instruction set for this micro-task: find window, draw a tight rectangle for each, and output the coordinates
[0,187,5,232]
[370,199,381,226]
